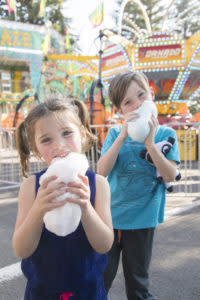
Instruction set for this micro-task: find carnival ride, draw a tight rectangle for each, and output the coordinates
[1,0,200,133]
[40,0,200,120]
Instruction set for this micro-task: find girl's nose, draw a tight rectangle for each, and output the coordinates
[52,138,66,151]
[134,101,141,110]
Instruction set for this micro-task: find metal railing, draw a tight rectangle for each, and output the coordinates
[0,122,199,197]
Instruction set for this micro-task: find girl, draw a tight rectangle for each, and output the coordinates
[97,71,180,300]
[12,95,113,300]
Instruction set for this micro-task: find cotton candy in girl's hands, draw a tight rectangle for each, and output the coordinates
[39,152,89,236]
[127,101,158,143]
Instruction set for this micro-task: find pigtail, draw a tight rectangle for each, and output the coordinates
[73,99,97,151]
[16,121,30,177]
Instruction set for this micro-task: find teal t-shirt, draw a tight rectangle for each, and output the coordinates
[101,125,180,230]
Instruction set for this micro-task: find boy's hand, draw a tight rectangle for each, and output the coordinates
[119,111,139,141]
[145,114,159,148]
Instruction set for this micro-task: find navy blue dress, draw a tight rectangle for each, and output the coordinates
[22,170,108,300]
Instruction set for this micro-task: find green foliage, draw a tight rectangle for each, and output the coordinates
[0,0,70,36]
[115,0,164,40]
[114,0,200,40]
[167,0,200,39]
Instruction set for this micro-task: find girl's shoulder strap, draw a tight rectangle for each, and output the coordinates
[34,169,47,195]
[86,170,96,206]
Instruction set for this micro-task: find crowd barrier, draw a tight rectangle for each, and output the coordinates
[0,122,199,197]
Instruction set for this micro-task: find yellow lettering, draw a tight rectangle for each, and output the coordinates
[0,29,12,46]
[12,31,22,47]
[22,32,32,47]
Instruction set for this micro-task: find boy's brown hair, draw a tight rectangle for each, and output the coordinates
[108,71,150,109]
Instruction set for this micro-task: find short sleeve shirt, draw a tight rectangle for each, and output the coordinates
[101,125,180,230]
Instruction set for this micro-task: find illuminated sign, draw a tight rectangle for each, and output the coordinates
[139,45,181,60]
[102,42,132,80]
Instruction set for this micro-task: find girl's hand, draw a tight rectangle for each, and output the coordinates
[145,114,159,148]
[119,111,139,141]
[65,174,91,212]
[34,176,68,217]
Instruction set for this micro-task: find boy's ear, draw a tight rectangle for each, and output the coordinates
[117,107,123,115]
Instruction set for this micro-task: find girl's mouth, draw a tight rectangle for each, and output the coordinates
[54,152,69,158]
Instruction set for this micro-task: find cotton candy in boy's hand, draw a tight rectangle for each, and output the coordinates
[127,100,158,143]
[39,152,89,236]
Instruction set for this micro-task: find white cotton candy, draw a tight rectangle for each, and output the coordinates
[39,152,89,236]
[127,100,158,143]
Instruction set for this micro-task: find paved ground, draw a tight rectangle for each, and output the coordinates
[108,205,200,300]
[0,189,199,300]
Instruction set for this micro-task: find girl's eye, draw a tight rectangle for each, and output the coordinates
[41,137,51,143]
[63,130,72,136]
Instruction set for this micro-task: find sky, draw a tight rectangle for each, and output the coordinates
[62,0,116,55]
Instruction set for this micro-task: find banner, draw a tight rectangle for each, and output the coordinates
[39,0,46,18]
[65,27,70,50]
[42,32,50,55]
[89,1,104,28]
[7,0,16,13]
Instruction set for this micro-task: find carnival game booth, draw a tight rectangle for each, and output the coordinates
[0,20,64,120]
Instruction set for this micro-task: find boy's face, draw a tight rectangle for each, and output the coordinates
[119,80,153,115]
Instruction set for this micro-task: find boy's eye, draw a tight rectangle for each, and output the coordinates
[125,100,130,105]
[41,137,51,143]
[139,92,144,97]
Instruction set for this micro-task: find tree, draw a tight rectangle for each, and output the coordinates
[0,0,79,53]
[0,0,70,36]
[114,0,165,41]
[113,0,200,41]
[166,0,200,39]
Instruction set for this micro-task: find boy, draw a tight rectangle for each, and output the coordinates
[97,71,180,300]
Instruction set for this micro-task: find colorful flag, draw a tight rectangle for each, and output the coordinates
[39,0,46,18]
[7,0,16,13]
[42,32,50,55]
[89,1,104,28]
[65,27,71,50]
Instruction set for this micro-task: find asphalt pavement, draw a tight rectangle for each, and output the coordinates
[0,188,200,300]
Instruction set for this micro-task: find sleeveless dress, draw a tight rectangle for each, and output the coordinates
[22,170,108,300]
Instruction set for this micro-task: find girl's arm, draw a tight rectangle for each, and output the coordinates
[145,115,177,182]
[67,174,114,254]
[98,111,138,177]
[12,176,68,258]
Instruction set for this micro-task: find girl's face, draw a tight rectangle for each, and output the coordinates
[34,113,85,165]
[119,80,154,115]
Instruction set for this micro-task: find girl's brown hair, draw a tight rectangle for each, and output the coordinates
[16,95,96,177]
[108,71,150,109]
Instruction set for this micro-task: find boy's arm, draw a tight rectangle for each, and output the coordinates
[146,145,177,182]
[98,111,139,177]
[145,115,179,182]
[97,134,125,177]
